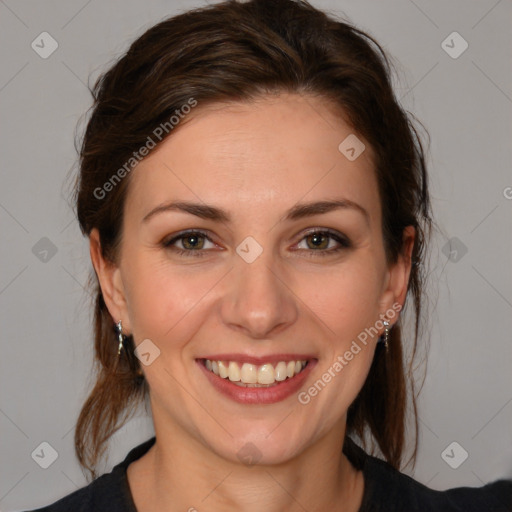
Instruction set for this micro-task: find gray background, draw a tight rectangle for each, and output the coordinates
[1,0,511,510]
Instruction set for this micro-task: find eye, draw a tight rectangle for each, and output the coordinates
[162,230,216,257]
[162,228,351,258]
[294,229,351,256]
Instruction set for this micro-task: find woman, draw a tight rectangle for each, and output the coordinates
[28,0,512,510]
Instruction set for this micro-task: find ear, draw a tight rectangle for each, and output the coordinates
[378,225,415,323]
[89,229,131,333]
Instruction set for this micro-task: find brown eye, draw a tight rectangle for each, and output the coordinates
[163,230,216,257]
[305,232,330,250]
[295,229,351,256]
[180,233,205,250]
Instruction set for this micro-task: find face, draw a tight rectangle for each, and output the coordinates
[93,93,412,467]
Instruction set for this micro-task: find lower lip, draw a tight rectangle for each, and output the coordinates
[197,359,317,405]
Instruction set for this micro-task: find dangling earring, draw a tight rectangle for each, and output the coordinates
[114,320,144,379]
[116,320,125,356]
[382,320,390,352]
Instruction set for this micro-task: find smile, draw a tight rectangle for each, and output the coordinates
[197,355,317,404]
[203,359,308,387]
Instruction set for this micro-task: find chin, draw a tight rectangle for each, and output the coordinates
[206,424,309,468]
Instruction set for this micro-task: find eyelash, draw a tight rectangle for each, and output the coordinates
[162,229,351,258]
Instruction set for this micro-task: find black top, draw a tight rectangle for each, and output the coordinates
[26,436,512,512]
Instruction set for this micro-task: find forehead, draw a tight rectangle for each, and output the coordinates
[127,93,380,223]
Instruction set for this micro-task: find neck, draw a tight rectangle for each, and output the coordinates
[128,418,364,512]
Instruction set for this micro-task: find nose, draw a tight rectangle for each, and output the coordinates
[220,250,298,339]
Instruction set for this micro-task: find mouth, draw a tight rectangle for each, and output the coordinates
[196,355,317,404]
[201,358,308,386]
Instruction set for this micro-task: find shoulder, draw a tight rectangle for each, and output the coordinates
[367,455,512,512]
[23,470,123,512]
[344,437,512,512]
[24,437,156,512]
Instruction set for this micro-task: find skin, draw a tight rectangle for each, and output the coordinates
[91,93,414,511]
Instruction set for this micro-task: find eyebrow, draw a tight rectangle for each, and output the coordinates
[142,198,370,226]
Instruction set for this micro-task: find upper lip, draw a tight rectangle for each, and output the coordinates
[198,353,317,365]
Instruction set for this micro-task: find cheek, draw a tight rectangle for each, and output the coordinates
[294,262,382,424]
[122,255,225,344]
[123,247,385,346]
[296,256,384,342]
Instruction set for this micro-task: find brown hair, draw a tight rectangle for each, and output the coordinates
[74,0,432,480]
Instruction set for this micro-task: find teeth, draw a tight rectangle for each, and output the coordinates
[240,363,258,384]
[258,364,275,385]
[204,358,308,385]
[228,361,241,382]
[218,361,229,379]
[274,361,288,381]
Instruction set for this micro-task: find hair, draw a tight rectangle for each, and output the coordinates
[74,0,433,480]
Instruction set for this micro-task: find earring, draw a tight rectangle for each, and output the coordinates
[382,320,390,352]
[116,320,125,356]
[114,321,144,379]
